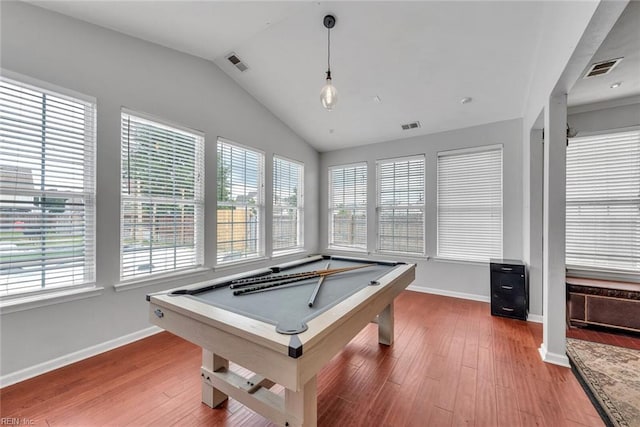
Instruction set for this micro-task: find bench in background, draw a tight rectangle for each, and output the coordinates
[567,277,640,333]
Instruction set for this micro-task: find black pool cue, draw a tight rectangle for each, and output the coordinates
[230,270,317,289]
[233,276,316,295]
[308,261,330,307]
[233,263,375,296]
[230,264,375,289]
[235,278,316,296]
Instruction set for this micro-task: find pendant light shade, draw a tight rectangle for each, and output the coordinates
[321,15,337,110]
[320,71,338,110]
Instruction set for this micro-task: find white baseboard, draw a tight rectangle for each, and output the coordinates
[406,285,543,324]
[527,314,543,323]
[0,326,163,388]
[538,343,570,367]
[406,284,490,303]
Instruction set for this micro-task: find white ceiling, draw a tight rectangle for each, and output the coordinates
[27,1,640,152]
[567,0,640,107]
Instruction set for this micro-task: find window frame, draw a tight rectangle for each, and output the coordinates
[0,71,97,302]
[272,154,304,255]
[119,109,205,281]
[327,162,368,252]
[375,154,426,256]
[436,144,503,263]
[215,137,265,266]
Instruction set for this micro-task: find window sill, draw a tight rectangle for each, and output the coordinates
[375,251,429,261]
[326,247,368,255]
[0,286,104,315]
[214,256,269,272]
[114,267,212,292]
[431,256,489,267]
[271,248,307,258]
[566,267,639,284]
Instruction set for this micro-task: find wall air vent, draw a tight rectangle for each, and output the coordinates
[401,121,421,131]
[226,53,249,72]
[583,57,623,78]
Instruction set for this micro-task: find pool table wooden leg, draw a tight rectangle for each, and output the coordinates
[284,375,317,427]
[201,349,229,408]
[378,302,394,346]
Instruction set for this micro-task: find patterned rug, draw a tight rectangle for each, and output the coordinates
[567,338,640,427]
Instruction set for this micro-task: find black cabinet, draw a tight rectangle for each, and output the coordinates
[490,259,528,320]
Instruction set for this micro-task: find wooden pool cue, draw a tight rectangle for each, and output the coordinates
[308,261,330,307]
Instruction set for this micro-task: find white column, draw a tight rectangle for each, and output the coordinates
[539,94,569,367]
[525,126,544,319]
[367,161,377,254]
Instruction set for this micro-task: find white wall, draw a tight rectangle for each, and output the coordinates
[569,98,640,135]
[320,118,523,301]
[0,2,319,380]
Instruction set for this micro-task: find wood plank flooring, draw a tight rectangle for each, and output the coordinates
[1,291,609,426]
[567,324,640,350]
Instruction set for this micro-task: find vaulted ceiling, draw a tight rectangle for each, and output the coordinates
[27,1,640,152]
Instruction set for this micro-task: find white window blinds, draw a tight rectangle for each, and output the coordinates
[329,163,367,251]
[120,112,204,279]
[273,156,303,253]
[0,76,96,297]
[566,129,640,274]
[437,146,503,262]
[217,138,264,264]
[377,156,425,255]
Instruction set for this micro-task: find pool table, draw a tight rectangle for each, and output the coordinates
[146,255,415,427]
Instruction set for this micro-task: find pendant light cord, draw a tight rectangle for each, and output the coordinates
[327,26,331,73]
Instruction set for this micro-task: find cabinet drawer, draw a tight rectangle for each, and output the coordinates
[492,273,526,297]
[490,262,525,275]
[491,293,526,320]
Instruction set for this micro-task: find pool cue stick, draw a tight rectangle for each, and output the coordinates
[308,261,330,307]
[233,263,376,296]
[230,271,317,289]
[235,279,316,296]
[230,263,375,288]
[233,276,316,295]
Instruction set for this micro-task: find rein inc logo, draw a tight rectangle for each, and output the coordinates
[1,419,35,425]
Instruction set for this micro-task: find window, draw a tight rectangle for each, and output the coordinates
[0,76,96,297]
[566,129,640,275]
[377,155,425,255]
[437,146,502,262]
[217,138,264,264]
[273,156,303,254]
[328,163,367,251]
[120,111,204,280]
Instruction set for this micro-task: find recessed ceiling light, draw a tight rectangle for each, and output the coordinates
[329,129,334,134]
[610,82,622,89]
[460,97,473,104]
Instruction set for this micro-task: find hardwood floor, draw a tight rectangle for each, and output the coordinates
[1,291,606,426]
[567,324,640,350]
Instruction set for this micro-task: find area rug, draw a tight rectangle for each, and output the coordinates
[567,338,640,427]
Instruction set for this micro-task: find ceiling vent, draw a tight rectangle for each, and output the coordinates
[583,58,623,78]
[401,121,421,131]
[226,53,249,72]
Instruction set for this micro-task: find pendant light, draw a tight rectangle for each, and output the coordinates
[320,14,337,110]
